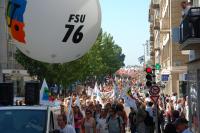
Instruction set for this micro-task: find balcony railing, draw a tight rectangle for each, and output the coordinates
[152,0,160,9]
[179,7,200,44]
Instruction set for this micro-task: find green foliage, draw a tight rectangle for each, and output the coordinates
[15,31,125,86]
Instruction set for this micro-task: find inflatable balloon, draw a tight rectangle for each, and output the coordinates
[6,0,101,63]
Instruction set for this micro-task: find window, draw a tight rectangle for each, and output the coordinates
[174,60,182,66]
[0,109,47,133]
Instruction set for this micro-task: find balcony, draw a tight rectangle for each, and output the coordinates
[160,17,170,32]
[154,47,161,51]
[150,41,154,47]
[179,7,200,50]
[150,36,154,41]
[149,9,154,22]
[152,0,160,9]
[154,19,160,30]
[150,51,155,56]
[150,23,154,32]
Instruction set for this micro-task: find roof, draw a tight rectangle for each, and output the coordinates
[0,106,48,110]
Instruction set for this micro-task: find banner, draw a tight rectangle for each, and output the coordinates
[100,90,113,99]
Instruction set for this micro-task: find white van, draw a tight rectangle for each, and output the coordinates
[0,106,60,133]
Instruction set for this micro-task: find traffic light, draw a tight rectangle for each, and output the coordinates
[146,67,152,87]
[155,63,161,70]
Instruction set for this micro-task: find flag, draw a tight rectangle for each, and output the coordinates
[87,86,92,96]
[90,89,94,101]
[93,82,103,105]
[6,0,27,44]
[75,96,81,110]
[40,79,50,105]
[93,82,98,96]
[122,86,137,111]
[99,84,103,91]
[103,83,106,87]
[91,82,99,101]
[113,82,119,99]
[67,96,74,126]
[114,76,117,81]
[138,55,144,64]
[96,87,103,105]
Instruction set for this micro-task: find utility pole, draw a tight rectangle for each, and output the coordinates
[143,43,146,67]
[152,65,159,133]
[143,40,150,67]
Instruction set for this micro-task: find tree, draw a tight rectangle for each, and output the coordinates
[15,31,125,87]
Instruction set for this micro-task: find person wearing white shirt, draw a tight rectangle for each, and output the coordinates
[145,93,151,103]
[96,108,109,133]
[57,114,76,133]
[145,102,153,118]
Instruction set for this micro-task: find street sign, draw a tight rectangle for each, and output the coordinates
[161,74,169,81]
[149,84,160,133]
[149,85,160,96]
[150,95,159,104]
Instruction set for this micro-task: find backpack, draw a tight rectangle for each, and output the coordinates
[144,111,154,126]
[129,112,136,126]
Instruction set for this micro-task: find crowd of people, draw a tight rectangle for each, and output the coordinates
[53,81,192,133]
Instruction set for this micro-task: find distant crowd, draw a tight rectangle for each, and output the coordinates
[54,84,191,133]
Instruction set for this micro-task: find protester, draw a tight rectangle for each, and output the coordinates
[57,114,76,133]
[174,118,192,133]
[73,106,83,133]
[116,103,128,132]
[82,109,96,133]
[94,104,102,124]
[181,1,191,18]
[129,107,137,133]
[136,103,146,133]
[96,108,109,133]
[107,105,124,133]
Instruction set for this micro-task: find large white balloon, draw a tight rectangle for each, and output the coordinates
[6,0,101,63]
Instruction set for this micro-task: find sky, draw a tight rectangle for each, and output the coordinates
[99,0,150,66]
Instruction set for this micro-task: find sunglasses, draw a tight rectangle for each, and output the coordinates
[86,112,91,114]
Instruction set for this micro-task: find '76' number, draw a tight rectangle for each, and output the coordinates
[62,24,84,43]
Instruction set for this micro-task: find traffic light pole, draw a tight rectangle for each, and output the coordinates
[155,102,159,133]
[152,66,159,133]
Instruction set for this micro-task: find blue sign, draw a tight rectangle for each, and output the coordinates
[184,74,188,81]
[162,75,169,81]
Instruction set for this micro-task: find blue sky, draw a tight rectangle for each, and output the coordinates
[99,0,150,66]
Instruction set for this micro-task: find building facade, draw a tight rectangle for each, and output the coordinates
[179,0,200,132]
[149,0,189,96]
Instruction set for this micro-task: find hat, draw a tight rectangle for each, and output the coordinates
[174,118,188,127]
